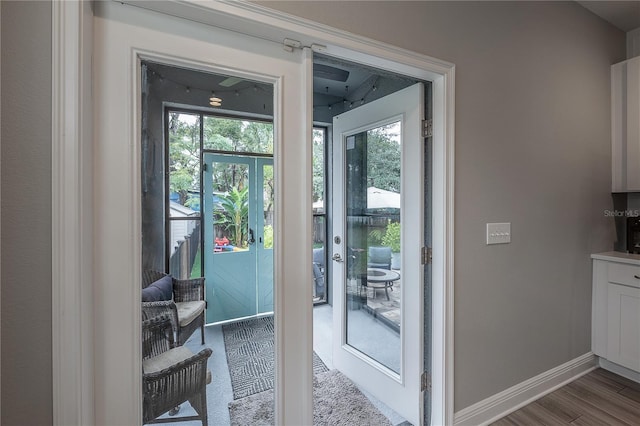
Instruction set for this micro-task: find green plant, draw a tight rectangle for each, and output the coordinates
[367,228,384,246]
[216,187,249,247]
[382,222,401,253]
[263,225,274,249]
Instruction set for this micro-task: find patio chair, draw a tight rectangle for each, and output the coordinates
[313,262,325,298]
[367,246,392,270]
[313,248,325,298]
[142,315,212,425]
[141,270,206,345]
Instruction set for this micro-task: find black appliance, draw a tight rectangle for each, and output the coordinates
[627,216,640,254]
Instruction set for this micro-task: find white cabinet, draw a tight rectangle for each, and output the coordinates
[612,57,640,192]
[592,252,640,373]
[607,283,640,371]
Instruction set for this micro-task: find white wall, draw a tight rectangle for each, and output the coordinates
[258,0,626,411]
[0,1,53,424]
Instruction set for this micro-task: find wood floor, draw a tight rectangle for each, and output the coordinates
[491,368,640,425]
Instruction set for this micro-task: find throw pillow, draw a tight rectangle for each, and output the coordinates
[141,275,173,302]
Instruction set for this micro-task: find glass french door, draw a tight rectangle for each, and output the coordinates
[331,83,425,425]
[203,153,274,323]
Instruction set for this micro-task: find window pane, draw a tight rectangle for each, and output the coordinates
[203,116,273,154]
[168,112,201,217]
[312,128,325,213]
[168,219,201,279]
[312,215,326,301]
[312,127,327,302]
[263,164,274,249]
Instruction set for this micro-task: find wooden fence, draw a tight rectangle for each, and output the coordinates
[169,222,201,279]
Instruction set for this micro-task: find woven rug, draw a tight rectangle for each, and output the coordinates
[222,316,329,399]
[228,369,393,426]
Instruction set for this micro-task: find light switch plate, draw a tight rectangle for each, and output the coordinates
[487,222,511,245]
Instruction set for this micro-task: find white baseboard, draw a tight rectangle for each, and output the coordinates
[454,352,597,426]
[599,357,640,384]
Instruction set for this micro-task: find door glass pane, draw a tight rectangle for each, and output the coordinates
[168,112,201,217]
[345,122,401,374]
[212,162,249,251]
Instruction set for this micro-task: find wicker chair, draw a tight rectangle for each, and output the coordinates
[142,315,212,425]
[141,270,206,345]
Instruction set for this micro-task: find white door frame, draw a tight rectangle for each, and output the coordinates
[52,1,455,424]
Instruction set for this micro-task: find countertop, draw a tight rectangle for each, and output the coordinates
[591,251,640,265]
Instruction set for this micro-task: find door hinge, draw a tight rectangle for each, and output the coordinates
[422,119,433,138]
[421,246,432,265]
[421,371,432,392]
[202,163,208,172]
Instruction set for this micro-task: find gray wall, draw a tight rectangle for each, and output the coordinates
[258,0,625,411]
[0,0,626,421]
[1,1,53,425]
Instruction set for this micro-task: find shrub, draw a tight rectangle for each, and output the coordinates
[382,222,401,253]
[263,225,274,249]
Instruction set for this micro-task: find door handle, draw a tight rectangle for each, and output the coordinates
[248,228,255,245]
[332,253,343,263]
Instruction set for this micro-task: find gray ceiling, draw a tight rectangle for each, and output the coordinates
[578,1,640,32]
[145,56,419,123]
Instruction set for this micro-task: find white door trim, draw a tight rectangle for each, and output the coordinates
[52,1,95,425]
[54,1,455,424]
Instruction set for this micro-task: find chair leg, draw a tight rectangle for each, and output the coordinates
[201,322,205,345]
[189,389,208,426]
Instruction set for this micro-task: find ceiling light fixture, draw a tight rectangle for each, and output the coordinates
[209,91,222,107]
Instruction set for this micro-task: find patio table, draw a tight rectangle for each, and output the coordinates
[366,268,400,301]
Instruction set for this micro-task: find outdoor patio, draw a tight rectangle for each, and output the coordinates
[342,267,402,333]
[361,274,401,332]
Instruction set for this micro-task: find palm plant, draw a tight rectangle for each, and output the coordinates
[216,187,249,247]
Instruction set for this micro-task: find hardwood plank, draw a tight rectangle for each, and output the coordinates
[490,416,519,426]
[566,379,640,425]
[592,368,640,392]
[571,413,623,426]
[574,374,640,414]
[554,387,631,426]
[494,402,571,426]
[505,404,568,426]
[582,369,626,392]
[536,390,582,423]
[490,369,640,426]
[619,386,640,405]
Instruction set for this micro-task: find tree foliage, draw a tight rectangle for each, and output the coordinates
[168,113,201,205]
[366,124,401,193]
[312,129,325,203]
